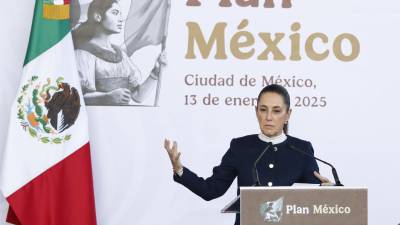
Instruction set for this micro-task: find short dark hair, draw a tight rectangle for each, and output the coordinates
[257,84,291,134]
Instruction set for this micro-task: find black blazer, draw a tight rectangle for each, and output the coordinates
[174,134,320,225]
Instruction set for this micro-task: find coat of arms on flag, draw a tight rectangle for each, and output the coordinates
[17,76,81,144]
[43,0,70,20]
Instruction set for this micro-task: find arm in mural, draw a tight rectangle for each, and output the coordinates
[74,49,132,105]
[130,52,167,103]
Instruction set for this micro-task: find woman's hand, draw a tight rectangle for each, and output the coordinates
[107,88,131,104]
[150,52,167,79]
[164,139,183,173]
[314,171,334,186]
[157,51,167,67]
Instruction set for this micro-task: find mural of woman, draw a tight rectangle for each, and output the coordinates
[72,0,167,106]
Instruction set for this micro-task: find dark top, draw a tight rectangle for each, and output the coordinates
[173,134,320,225]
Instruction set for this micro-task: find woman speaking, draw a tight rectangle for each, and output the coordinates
[164,84,331,225]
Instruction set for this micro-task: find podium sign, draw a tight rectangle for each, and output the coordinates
[240,187,367,225]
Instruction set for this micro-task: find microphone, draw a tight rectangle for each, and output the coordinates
[252,142,272,186]
[289,145,343,186]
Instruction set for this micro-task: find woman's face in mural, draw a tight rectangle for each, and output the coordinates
[101,2,123,34]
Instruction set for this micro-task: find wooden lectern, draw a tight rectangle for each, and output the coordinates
[222,186,367,225]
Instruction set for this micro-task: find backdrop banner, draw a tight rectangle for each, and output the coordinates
[1,0,400,225]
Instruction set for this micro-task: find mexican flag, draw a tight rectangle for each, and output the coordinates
[0,0,97,225]
[124,0,171,56]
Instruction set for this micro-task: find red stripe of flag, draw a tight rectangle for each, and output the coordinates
[6,143,97,225]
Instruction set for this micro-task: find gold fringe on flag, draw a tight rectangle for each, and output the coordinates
[43,4,70,20]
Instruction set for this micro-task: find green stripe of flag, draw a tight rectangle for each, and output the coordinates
[24,0,70,66]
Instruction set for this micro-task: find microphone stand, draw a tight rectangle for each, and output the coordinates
[252,143,272,186]
[289,145,343,186]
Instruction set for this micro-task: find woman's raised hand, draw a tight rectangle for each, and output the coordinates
[157,51,167,67]
[164,139,183,173]
[150,52,167,79]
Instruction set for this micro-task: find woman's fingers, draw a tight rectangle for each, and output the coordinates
[314,171,333,185]
[172,141,177,152]
[164,139,174,158]
[164,139,180,163]
[175,152,181,163]
[164,139,183,172]
[171,142,180,163]
[158,52,167,65]
[164,139,171,151]
[313,171,327,181]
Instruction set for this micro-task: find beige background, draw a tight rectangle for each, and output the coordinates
[0,1,400,225]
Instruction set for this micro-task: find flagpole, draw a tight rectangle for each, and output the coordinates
[154,0,171,107]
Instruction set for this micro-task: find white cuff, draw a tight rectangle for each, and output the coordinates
[175,168,183,177]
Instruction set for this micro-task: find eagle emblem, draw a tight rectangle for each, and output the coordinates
[259,197,284,223]
[17,76,80,144]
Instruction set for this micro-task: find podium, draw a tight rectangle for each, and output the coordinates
[222,186,367,225]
